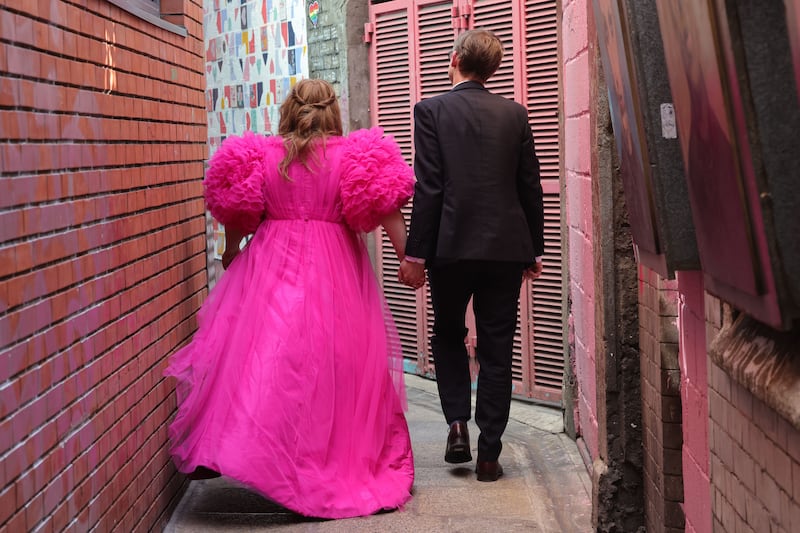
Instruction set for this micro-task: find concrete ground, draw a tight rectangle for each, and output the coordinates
[164,375,592,532]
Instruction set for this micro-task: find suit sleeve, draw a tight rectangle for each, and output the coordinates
[517,112,545,258]
[405,102,444,260]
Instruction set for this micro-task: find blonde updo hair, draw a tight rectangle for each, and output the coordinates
[277,79,343,180]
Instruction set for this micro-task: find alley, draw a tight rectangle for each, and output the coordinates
[164,375,592,533]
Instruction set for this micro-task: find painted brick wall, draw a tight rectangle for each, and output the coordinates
[639,265,685,532]
[0,0,207,531]
[563,0,598,461]
[708,349,800,532]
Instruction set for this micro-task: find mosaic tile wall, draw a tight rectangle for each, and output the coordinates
[204,0,309,148]
[203,0,309,263]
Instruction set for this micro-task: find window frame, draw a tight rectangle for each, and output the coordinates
[107,0,187,36]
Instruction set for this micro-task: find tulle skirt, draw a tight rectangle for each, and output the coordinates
[165,218,414,519]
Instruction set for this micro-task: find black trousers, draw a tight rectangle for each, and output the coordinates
[427,260,525,462]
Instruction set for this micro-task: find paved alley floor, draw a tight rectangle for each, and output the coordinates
[164,375,592,532]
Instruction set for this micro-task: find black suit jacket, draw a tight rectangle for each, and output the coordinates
[405,81,544,265]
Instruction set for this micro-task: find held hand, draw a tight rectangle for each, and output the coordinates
[398,259,426,289]
[523,261,543,282]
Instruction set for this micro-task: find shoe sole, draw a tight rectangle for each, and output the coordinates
[476,471,502,482]
[445,446,473,464]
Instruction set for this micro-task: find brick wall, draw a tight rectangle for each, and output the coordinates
[708,341,800,532]
[308,23,343,94]
[0,0,207,531]
[639,265,685,532]
[306,0,370,133]
[563,0,598,460]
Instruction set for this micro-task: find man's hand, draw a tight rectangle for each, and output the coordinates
[523,261,543,281]
[399,259,426,289]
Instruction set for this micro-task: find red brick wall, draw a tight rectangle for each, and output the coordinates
[0,1,207,531]
[639,265,685,532]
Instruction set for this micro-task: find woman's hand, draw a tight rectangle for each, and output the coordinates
[221,226,248,269]
[399,259,426,289]
[221,248,239,270]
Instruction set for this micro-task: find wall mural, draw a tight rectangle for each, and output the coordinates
[204,0,310,258]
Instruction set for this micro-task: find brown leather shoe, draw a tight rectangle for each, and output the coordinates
[475,460,503,482]
[444,421,472,463]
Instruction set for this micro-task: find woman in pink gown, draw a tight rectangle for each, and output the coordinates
[165,79,416,519]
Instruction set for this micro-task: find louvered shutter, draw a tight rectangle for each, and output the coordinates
[473,0,523,100]
[369,2,420,371]
[471,0,530,394]
[416,0,457,376]
[523,0,563,403]
[473,0,564,403]
[369,0,564,404]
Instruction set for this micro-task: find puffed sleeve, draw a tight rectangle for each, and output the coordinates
[339,127,415,233]
[204,132,273,234]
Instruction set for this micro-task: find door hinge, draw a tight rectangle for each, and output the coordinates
[451,3,472,29]
[363,22,374,43]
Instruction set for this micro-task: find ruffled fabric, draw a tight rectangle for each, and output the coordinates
[339,128,415,232]
[204,132,278,234]
[165,132,415,519]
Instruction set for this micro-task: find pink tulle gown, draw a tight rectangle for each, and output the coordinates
[165,128,415,519]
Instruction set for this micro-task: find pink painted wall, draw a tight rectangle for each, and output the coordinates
[677,271,712,533]
[562,0,598,460]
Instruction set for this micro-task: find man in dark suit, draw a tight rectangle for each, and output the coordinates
[399,29,544,482]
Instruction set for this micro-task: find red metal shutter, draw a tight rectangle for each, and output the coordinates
[472,0,523,100]
[416,0,457,376]
[370,0,455,376]
[473,0,564,403]
[471,0,530,394]
[369,0,564,404]
[523,0,563,403]
[369,2,419,371]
